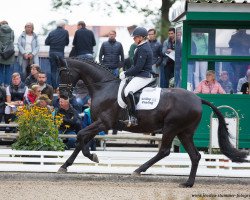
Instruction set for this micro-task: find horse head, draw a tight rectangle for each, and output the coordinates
[57,57,74,98]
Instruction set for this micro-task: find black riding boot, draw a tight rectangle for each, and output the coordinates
[124,92,138,127]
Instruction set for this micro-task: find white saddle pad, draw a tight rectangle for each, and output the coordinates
[117,80,161,110]
[136,87,161,110]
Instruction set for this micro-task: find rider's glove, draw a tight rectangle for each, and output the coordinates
[119,71,126,80]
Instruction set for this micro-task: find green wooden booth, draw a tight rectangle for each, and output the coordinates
[169,0,250,151]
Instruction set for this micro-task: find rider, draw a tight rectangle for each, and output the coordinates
[119,27,154,127]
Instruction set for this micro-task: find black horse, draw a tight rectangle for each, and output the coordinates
[57,57,248,187]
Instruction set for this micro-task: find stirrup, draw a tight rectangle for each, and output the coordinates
[123,116,138,127]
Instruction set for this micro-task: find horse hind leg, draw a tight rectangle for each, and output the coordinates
[177,131,201,188]
[133,131,176,175]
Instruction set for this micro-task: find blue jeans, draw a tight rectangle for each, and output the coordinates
[111,68,119,77]
[0,64,11,86]
[188,62,195,91]
[77,54,94,60]
[160,65,167,88]
[76,96,90,106]
[49,52,64,89]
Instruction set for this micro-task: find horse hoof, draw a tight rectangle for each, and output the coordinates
[131,171,141,176]
[57,167,67,174]
[92,153,99,163]
[179,182,193,188]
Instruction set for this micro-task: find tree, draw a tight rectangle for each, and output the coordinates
[40,19,68,36]
[51,0,174,40]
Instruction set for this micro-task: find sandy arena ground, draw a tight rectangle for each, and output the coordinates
[0,172,249,200]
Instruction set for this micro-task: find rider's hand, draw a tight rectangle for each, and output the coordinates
[119,71,126,80]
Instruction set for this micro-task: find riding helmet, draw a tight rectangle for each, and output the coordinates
[131,27,148,38]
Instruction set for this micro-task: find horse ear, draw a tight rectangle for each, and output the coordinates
[56,56,65,67]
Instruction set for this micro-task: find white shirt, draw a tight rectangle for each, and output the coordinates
[25,35,33,54]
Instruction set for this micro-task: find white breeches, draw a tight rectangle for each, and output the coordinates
[124,76,154,97]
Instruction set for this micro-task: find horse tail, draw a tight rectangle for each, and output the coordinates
[201,99,248,162]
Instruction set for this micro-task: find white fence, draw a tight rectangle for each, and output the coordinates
[0,149,249,177]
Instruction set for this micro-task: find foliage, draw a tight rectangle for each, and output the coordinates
[40,19,69,36]
[51,0,174,40]
[12,105,65,151]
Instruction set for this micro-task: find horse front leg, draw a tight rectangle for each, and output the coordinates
[58,120,105,173]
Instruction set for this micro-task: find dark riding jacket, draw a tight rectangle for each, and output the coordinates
[125,42,153,78]
[99,39,124,69]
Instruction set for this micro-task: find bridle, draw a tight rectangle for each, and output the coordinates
[58,59,120,94]
[58,59,73,95]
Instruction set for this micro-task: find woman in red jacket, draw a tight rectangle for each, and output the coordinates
[25,84,41,105]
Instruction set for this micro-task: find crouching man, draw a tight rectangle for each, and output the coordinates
[55,95,82,149]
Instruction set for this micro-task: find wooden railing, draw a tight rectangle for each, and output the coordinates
[0,123,181,151]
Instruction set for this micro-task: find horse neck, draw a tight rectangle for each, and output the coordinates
[69,59,119,96]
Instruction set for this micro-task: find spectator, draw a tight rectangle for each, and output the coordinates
[162,27,175,88]
[175,30,182,87]
[25,64,41,88]
[73,80,89,112]
[195,70,225,94]
[35,94,53,112]
[229,29,250,90]
[124,42,137,70]
[237,68,250,93]
[4,72,28,124]
[187,40,197,91]
[72,21,96,60]
[17,22,40,79]
[99,30,124,77]
[45,19,69,89]
[53,89,82,115]
[24,84,41,105]
[240,70,250,94]
[0,21,15,87]
[147,28,162,86]
[55,95,82,149]
[37,72,54,101]
[0,86,6,123]
[192,32,208,89]
[218,71,234,94]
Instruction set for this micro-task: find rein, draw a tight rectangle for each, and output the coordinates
[58,59,120,89]
[83,79,120,87]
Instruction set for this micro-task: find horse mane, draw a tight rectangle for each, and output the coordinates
[69,57,118,79]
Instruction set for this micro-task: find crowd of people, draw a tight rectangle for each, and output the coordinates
[1,19,250,149]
